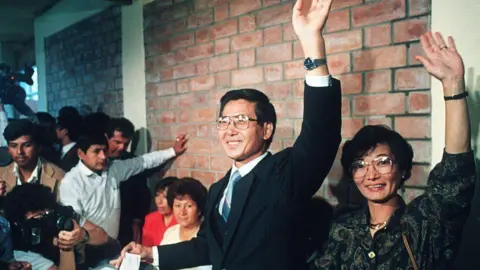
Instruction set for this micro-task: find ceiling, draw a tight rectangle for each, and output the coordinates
[0,0,61,43]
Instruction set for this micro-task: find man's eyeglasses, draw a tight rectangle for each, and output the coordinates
[217,114,257,130]
[349,156,395,179]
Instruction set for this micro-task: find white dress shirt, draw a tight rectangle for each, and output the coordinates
[59,148,176,239]
[14,159,41,185]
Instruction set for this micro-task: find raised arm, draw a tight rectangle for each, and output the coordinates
[290,0,342,198]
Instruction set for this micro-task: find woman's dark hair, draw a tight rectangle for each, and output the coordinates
[3,184,56,223]
[341,125,414,185]
[219,89,276,149]
[167,177,208,217]
[154,176,179,194]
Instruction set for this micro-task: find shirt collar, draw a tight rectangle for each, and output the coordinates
[14,159,42,184]
[78,161,97,177]
[230,151,269,178]
[61,142,76,158]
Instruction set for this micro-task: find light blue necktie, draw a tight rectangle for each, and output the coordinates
[221,171,241,221]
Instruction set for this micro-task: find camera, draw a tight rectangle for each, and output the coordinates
[10,204,77,253]
[0,63,38,122]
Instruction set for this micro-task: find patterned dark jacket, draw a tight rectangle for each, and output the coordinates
[312,151,476,270]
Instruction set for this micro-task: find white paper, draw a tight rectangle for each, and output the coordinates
[119,252,141,270]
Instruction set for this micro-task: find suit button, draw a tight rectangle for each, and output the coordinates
[368,251,375,259]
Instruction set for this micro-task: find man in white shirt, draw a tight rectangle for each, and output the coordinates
[59,130,188,266]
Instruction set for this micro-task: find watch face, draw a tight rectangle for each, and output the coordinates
[304,58,315,70]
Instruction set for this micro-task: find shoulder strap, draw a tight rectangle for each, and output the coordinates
[402,233,418,270]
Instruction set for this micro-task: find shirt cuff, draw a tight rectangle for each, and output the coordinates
[305,74,331,87]
[152,247,159,269]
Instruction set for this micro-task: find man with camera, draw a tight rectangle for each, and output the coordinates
[3,183,78,270]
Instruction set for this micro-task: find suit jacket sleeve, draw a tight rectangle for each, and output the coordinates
[155,221,210,269]
[289,79,342,199]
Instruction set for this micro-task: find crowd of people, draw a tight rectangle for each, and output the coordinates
[0,0,475,269]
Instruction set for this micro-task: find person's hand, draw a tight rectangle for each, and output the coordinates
[0,180,6,196]
[8,261,32,270]
[292,0,333,44]
[57,220,85,250]
[416,32,465,94]
[173,133,188,155]
[110,242,152,268]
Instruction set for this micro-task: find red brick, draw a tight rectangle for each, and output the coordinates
[409,0,431,16]
[195,92,210,107]
[160,110,176,123]
[365,24,391,47]
[332,0,362,10]
[209,53,238,72]
[407,165,430,186]
[352,0,406,27]
[263,0,280,7]
[194,171,218,186]
[239,49,255,67]
[196,29,210,43]
[342,97,350,116]
[272,101,286,119]
[210,19,238,39]
[353,45,406,71]
[283,23,296,41]
[366,117,392,127]
[263,81,292,100]
[395,116,430,139]
[342,118,364,138]
[325,30,362,54]
[190,75,215,91]
[232,67,263,87]
[172,124,198,139]
[176,43,214,62]
[153,53,176,67]
[170,33,195,50]
[177,109,190,123]
[215,71,231,88]
[176,154,196,168]
[256,3,291,28]
[264,26,283,45]
[210,155,231,171]
[365,70,392,92]
[325,9,350,33]
[147,81,176,96]
[293,41,304,59]
[231,31,263,51]
[215,4,229,21]
[402,188,425,204]
[230,0,262,17]
[177,169,192,178]
[188,10,213,28]
[408,42,425,65]
[197,0,231,9]
[275,120,295,139]
[188,138,217,154]
[192,108,216,122]
[327,53,351,75]
[239,15,256,33]
[354,93,406,115]
[285,100,304,118]
[394,16,429,43]
[145,41,171,57]
[197,123,217,138]
[176,94,195,108]
[395,67,430,90]
[173,63,196,79]
[337,73,363,94]
[215,38,230,55]
[409,140,431,163]
[265,64,283,82]
[177,79,190,93]
[257,43,292,64]
[159,68,173,81]
[408,91,430,113]
[195,59,210,75]
[284,60,304,80]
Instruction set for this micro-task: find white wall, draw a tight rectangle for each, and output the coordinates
[34,0,113,112]
[430,0,480,166]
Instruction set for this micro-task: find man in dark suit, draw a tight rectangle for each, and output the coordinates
[56,106,84,172]
[111,0,340,269]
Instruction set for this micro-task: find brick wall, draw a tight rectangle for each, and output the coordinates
[45,6,123,117]
[144,0,431,204]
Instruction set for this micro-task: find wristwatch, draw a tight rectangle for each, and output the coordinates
[81,228,90,244]
[304,57,327,71]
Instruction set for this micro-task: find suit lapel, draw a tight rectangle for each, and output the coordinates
[223,171,255,250]
[40,161,57,193]
[207,172,230,256]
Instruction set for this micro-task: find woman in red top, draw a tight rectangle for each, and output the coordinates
[142,177,179,247]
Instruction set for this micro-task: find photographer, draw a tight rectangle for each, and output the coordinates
[3,183,76,270]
